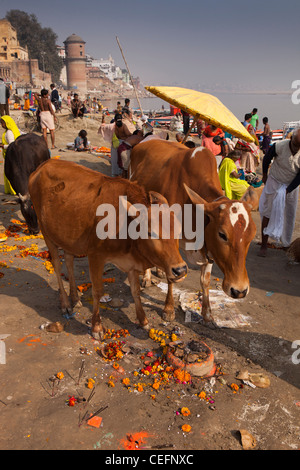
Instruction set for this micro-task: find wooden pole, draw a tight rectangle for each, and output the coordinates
[116,36,143,115]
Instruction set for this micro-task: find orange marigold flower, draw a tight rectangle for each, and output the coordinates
[113,362,119,369]
[86,378,95,389]
[108,380,115,387]
[230,383,239,391]
[198,391,206,399]
[181,407,191,417]
[182,424,192,433]
[122,378,130,386]
[137,384,144,392]
[152,382,160,390]
[56,372,64,380]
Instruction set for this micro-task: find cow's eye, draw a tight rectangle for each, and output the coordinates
[219,231,227,241]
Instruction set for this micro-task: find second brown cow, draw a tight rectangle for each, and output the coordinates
[28,159,187,339]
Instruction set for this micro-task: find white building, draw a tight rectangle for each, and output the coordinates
[90,54,127,83]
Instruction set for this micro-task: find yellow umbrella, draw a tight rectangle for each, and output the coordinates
[145,86,254,143]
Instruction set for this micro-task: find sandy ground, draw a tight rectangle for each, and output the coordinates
[0,109,299,451]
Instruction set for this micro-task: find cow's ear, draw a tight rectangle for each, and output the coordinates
[184,184,223,221]
[184,184,207,206]
[149,191,168,205]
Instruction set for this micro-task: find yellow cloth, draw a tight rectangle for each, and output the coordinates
[1,115,21,195]
[112,132,120,149]
[219,157,249,200]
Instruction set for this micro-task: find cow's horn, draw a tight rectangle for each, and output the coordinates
[18,193,29,202]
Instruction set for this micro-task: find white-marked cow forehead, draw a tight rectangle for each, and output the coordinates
[190,147,204,158]
[229,202,249,231]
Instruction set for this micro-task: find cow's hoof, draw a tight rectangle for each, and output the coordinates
[61,306,73,315]
[204,319,219,330]
[162,309,175,322]
[141,323,150,331]
[73,300,82,308]
[91,329,105,341]
[141,278,152,288]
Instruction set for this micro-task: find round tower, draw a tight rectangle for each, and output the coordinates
[64,33,87,93]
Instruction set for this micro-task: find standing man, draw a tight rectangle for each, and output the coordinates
[181,109,190,135]
[35,89,57,149]
[250,108,259,131]
[261,117,272,155]
[50,83,59,112]
[0,79,10,116]
[122,98,132,119]
[258,129,300,257]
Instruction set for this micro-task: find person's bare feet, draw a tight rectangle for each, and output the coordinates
[258,246,267,257]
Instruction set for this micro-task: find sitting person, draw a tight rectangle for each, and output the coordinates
[71,94,86,118]
[23,92,30,111]
[202,124,224,156]
[117,129,144,178]
[175,133,195,147]
[218,149,250,200]
[74,129,90,151]
[213,135,230,157]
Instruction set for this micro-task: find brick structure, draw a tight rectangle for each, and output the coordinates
[64,33,87,93]
[0,19,29,62]
[0,18,51,87]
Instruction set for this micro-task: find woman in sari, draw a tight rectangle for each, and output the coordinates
[0,115,21,194]
[219,150,249,200]
[202,124,224,156]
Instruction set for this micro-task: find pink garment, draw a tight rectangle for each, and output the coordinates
[99,123,115,143]
[202,135,222,156]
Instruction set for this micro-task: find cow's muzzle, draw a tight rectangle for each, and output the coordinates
[169,264,187,283]
[230,287,248,299]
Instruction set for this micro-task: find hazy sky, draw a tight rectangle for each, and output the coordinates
[2,0,300,92]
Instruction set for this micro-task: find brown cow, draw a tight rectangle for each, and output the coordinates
[28,159,187,339]
[130,140,257,327]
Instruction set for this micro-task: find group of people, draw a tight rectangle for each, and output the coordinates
[69,94,104,119]
[1,90,299,257]
[100,98,142,178]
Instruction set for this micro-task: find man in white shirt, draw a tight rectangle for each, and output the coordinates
[258,129,300,256]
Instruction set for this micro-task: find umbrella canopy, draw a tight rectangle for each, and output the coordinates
[145,86,254,143]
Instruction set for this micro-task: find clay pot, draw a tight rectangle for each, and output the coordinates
[166,341,215,377]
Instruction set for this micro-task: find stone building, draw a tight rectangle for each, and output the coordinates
[63,33,87,93]
[0,18,51,87]
[0,19,29,62]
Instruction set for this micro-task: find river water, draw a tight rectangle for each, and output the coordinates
[102,92,300,130]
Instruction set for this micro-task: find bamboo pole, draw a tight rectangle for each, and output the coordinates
[116,36,143,115]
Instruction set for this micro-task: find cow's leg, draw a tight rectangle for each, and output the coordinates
[141,268,152,287]
[64,252,82,308]
[155,267,165,278]
[44,236,71,314]
[162,282,175,322]
[128,270,149,329]
[199,260,217,327]
[88,254,105,340]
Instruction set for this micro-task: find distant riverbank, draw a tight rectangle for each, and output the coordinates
[99,90,298,130]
